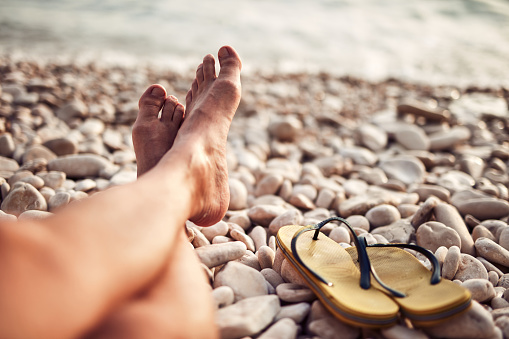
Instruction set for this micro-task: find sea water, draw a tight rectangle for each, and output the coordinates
[0,0,508,86]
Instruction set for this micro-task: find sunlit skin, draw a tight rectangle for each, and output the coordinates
[0,46,242,339]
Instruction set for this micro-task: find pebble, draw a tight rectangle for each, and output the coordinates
[473,225,497,242]
[236,250,261,271]
[22,144,57,164]
[275,302,311,323]
[214,261,268,302]
[249,225,267,251]
[357,124,387,151]
[257,318,298,339]
[18,210,53,220]
[212,286,235,309]
[416,221,462,253]
[258,245,275,269]
[434,202,476,256]
[371,219,415,243]
[428,126,471,151]
[394,124,430,150]
[268,209,303,235]
[276,283,316,303]
[255,173,284,197]
[248,204,287,227]
[43,137,78,156]
[379,155,426,185]
[308,316,360,339]
[261,268,285,289]
[381,325,429,339]
[365,204,401,228]
[456,198,509,220]
[425,301,496,339]
[268,116,302,142]
[47,154,114,179]
[329,226,350,244]
[0,134,15,157]
[1,182,47,216]
[0,155,20,172]
[215,295,280,339]
[454,254,488,282]
[442,245,461,280]
[228,178,248,210]
[230,229,255,252]
[345,215,370,231]
[476,237,509,267]
[201,220,229,242]
[195,242,247,268]
[461,279,496,303]
[281,259,308,286]
[37,171,66,189]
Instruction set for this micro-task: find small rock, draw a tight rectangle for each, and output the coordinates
[476,237,509,267]
[201,220,229,242]
[434,202,475,256]
[214,261,268,302]
[0,133,15,157]
[275,302,311,323]
[394,124,430,151]
[228,178,248,210]
[442,246,461,280]
[195,242,247,268]
[257,318,297,339]
[371,219,415,243]
[461,279,496,303]
[248,204,287,227]
[261,268,285,289]
[416,221,462,253]
[379,155,426,185]
[249,226,267,251]
[268,209,303,235]
[1,182,47,216]
[212,286,235,309]
[255,173,284,197]
[308,316,360,339]
[276,283,316,303]
[47,154,114,179]
[429,126,471,151]
[258,245,275,269]
[37,171,66,189]
[0,156,19,172]
[18,210,53,220]
[456,198,509,220]
[230,229,255,252]
[357,124,387,151]
[365,204,401,228]
[454,254,488,282]
[215,295,280,339]
[381,325,429,339]
[48,191,71,211]
[268,116,302,142]
[43,138,78,156]
[22,145,57,164]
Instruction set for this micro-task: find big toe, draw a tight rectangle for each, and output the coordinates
[217,46,242,79]
[138,85,167,120]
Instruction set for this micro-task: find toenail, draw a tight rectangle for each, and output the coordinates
[151,86,165,98]
[218,47,230,58]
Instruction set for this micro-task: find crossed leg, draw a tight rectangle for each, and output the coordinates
[88,47,242,338]
[0,46,241,339]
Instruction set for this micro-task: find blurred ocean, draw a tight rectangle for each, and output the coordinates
[0,0,508,86]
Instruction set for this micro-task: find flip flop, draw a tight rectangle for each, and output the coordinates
[346,239,472,326]
[276,220,400,327]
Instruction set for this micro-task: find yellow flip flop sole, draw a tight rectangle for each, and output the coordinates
[277,225,399,328]
[346,245,472,326]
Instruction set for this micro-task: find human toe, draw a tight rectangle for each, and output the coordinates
[202,54,216,81]
[217,46,242,78]
[137,84,167,120]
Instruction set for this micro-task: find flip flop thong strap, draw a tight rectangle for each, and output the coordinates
[366,242,441,285]
[290,217,372,289]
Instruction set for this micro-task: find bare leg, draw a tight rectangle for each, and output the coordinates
[0,46,241,339]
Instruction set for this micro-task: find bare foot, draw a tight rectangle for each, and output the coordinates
[160,46,242,226]
[133,85,185,177]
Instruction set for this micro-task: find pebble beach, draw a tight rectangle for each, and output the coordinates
[1,53,509,339]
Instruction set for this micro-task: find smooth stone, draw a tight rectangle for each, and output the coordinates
[498,274,509,288]
[438,172,475,194]
[416,221,461,253]
[476,237,509,267]
[74,179,97,192]
[492,297,509,309]
[0,156,19,172]
[261,268,285,289]
[281,259,308,286]
[57,99,88,122]
[37,171,66,189]
[279,178,293,201]
[339,191,399,218]
[212,235,230,244]
[425,301,496,339]
[228,178,248,210]
[398,204,419,218]
[201,220,229,242]
[212,286,235,309]
[395,124,430,151]
[343,178,368,197]
[459,155,485,179]
[255,173,284,197]
[411,196,439,228]
[39,186,55,202]
[293,184,317,201]
[345,215,370,231]
[340,146,378,166]
[248,204,287,227]
[308,317,360,339]
[461,279,496,303]
[454,254,488,282]
[258,245,275,269]
[315,188,336,209]
[268,209,303,235]
[43,138,78,156]
[442,246,461,280]
[357,124,387,151]
[289,193,315,210]
[499,228,509,251]
[18,175,45,189]
[273,248,285,274]
[365,204,401,228]
[409,184,451,203]
[429,126,471,151]
[371,219,415,243]
[275,302,311,323]
[381,325,429,339]
[257,318,298,339]
[329,226,350,244]
[214,261,268,302]
[249,226,267,251]
[379,155,426,185]
[495,317,509,339]
[456,198,509,220]
[435,246,448,270]
[473,225,497,242]
[47,154,113,179]
[276,283,316,303]
[215,295,280,339]
[195,242,247,268]
[228,213,251,230]
[190,227,210,248]
[48,191,71,211]
[236,250,261,271]
[230,229,255,252]
[434,202,475,256]
[22,144,57,164]
[8,170,33,186]
[1,182,47,216]
[0,133,15,157]
[18,210,53,220]
[477,257,504,277]
[268,116,302,142]
[109,170,136,186]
